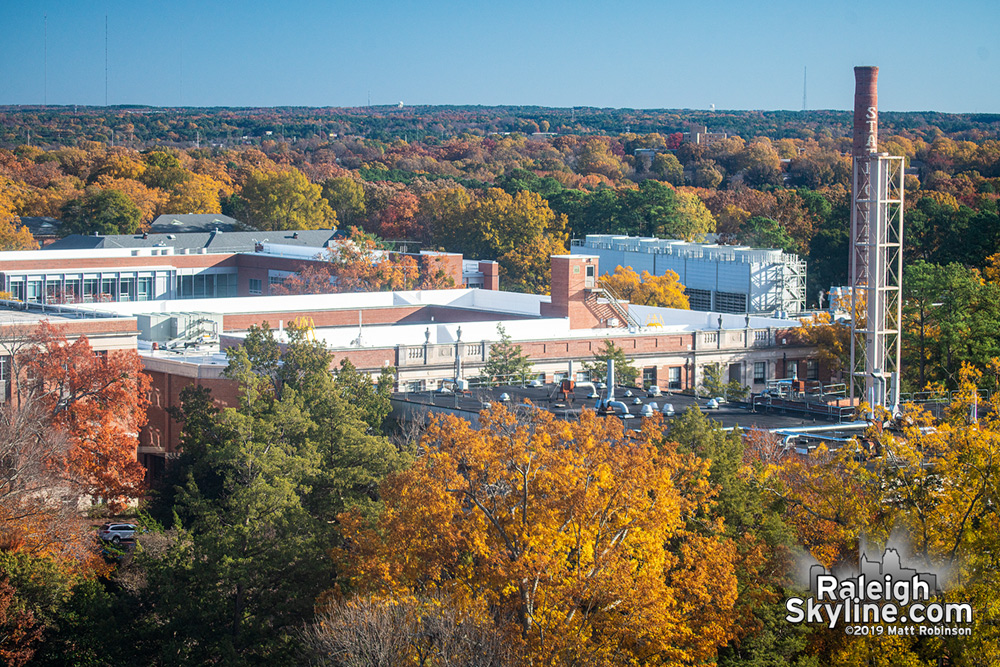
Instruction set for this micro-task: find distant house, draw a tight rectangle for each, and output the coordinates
[149,214,242,234]
[18,217,64,246]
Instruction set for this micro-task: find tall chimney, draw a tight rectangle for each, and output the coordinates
[852,66,878,156]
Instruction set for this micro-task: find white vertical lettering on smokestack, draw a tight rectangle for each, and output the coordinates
[853,66,878,156]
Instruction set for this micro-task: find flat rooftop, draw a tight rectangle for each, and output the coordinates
[394,383,856,433]
[64,289,799,349]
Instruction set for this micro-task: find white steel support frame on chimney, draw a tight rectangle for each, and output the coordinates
[849,153,904,412]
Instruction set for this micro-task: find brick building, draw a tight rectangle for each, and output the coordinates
[60,254,816,471]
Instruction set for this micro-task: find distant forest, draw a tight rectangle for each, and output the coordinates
[2,105,1000,148]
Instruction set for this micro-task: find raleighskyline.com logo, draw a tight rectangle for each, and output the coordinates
[785,547,973,636]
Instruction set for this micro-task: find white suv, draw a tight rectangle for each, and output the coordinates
[98,523,137,543]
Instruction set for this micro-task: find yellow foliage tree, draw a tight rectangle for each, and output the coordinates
[796,311,850,380]
[0,185,37,251]
[167,173,223,214]
[338,406,738,665]
[600,265,690,309]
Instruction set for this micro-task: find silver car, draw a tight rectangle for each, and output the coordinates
[98,523,137,543]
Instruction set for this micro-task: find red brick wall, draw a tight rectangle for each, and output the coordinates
[414,253,463,287]
[479,261,500,290]
[142,370,239,455]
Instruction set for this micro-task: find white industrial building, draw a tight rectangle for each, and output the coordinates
[571,235,806,316]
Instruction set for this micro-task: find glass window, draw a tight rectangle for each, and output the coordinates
[119,277,135,302]
[26,280,42,303]
[9,281,24,302]
[249,278,263,295]
[668,366,682,390]
[754,361,767,383]
[83,278,99,302]
[137,277,152,301]
[0,357,8,381]
[101,277,117,301]
[642,367,656,387]
[45,279,60,303]
[64,279,81,303]
[807,360,819,380]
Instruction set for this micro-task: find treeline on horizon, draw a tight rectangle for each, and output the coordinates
[2,105,1000,147]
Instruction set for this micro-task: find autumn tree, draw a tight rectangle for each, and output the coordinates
[796,312,849,382]
[337,407,738,666]
[0,184,37,250]
[19,322,150,508]
[321,176,366,226]
[229,168,336,230]
[303,595,516,667]
[599,264,690,309]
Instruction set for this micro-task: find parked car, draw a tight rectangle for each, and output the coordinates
[98,523,137,543]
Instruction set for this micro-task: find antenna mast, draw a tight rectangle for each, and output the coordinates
[802,66,807,111]
[44,14,47,105]
[104,15,108,106]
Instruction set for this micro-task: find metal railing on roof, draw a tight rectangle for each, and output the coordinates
[0,299,130,320]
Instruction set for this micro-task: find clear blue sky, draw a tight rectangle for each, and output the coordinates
[2,0,998,113]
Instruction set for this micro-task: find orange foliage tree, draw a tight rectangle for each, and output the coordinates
[272,228,455,295]
[599,264,690,309]
[338,406,738,665]
[19,323,150,509]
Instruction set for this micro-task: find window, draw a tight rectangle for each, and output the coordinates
[64,279,81,303]
[754,361,767,383]
[642,367,656,388]
[137,277,152,301]
[45,279,60,302]
[807,359,819,380]
[9,281,24,302]
[83,278,99,302]
[249,278,263,295]
[101,277,117,300]
[26,280,42,303]
[575,371,590,383]
[668,366,682,390]
[119,277,135,302]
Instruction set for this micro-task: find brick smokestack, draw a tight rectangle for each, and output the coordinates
[853,66,878,157]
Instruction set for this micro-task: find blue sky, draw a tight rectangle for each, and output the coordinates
[2,0,998,112]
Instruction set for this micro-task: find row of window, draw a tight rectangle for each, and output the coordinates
[175,273,238,299]
[4,271,240,304]
[10,277,155,304]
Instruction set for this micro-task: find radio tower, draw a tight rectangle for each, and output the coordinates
[848,66,905,413]
[802,66,807,110]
